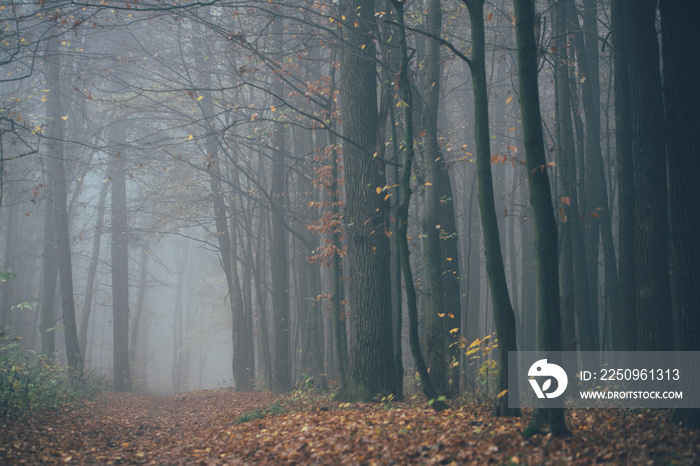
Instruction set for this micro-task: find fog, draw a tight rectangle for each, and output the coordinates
[0,0,693,407]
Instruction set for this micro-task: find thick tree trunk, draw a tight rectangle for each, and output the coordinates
[337,0,399,401]
[620,0,674,351]
[660,0,700,428]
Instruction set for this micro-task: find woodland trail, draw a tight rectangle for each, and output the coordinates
[1,389,699,464]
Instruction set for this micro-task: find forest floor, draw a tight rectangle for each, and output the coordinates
[1,388,699,465]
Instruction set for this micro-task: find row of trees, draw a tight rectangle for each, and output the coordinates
[0,0,697,432]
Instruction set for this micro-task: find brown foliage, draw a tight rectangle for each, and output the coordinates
[0,390,699,464]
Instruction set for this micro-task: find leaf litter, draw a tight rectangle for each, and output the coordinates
[1,389,699,464]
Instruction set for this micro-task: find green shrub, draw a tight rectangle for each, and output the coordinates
[236,409,265,424]
[0,333,105,419]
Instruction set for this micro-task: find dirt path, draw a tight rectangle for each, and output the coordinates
[1,389,699,464]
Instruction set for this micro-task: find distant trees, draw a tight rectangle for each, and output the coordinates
[0,0,698,437]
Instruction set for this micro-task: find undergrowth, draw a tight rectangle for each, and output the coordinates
[236,376,332,424]
[0,333,108,419]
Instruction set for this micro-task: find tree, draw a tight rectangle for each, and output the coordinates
[337,0,399,401]
[79,179,108,361]
[421,0,450,398]
[660,0,700,429]
[463,0,519,417]
[269,15,292,393]
[391,0,448,411]
[513,0,569,436]
[619,0,674,351]
[109,124,131,392]
[610,0,636,352]
[45,19,83,378]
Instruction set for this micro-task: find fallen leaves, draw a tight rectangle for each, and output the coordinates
[0,390,699,464]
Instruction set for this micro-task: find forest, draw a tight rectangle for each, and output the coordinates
[0,0,698,463]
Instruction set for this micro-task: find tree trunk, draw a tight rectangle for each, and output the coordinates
[228,168,251,391]
[620,0,674,351]
[47,28,83,379]
[421,0,449,397]
[552,0,576,351]
[171,245,186,394]
[660,0,700,428]
[439,170,462,397]
[337,0,399,401]
[392,0,447,410]
[129,242,149,382]
[40,195,58,356]
[191,24,251,390]
[465,0,520,417]
[79,179,108,361]
[610,0,636,351]
[568,0,620,352]
[269,15,292,393]
[0,203,18,332]
[109,131,131,391]
[514,0,569,436]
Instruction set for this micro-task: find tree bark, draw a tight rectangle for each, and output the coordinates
[337,0,399,401]
[421,0,449,397]
[620,0,674,351]
[514,0,569,436]
[269,15,292,393]
[610,0,636,351]
[464,0,520,417]
[660,0,700,428]
[109,128,131,391]
[47,28,83,378]
[392,0,447,410]
[79,179,108,361]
